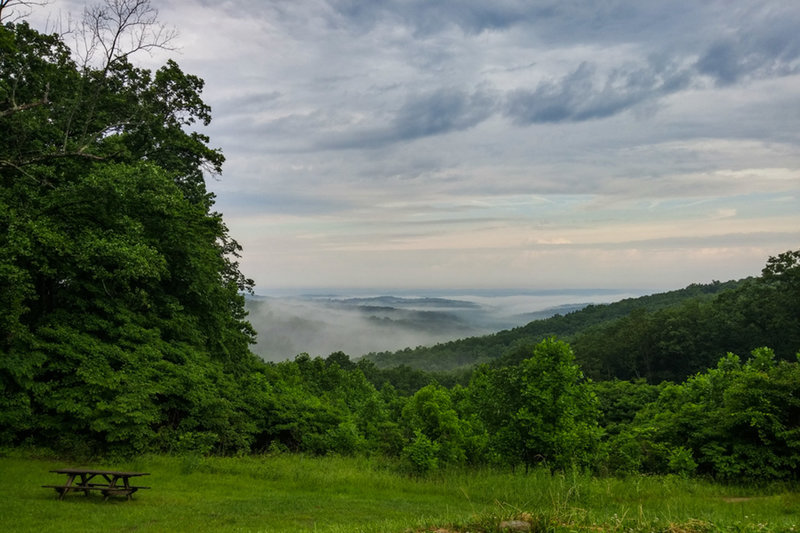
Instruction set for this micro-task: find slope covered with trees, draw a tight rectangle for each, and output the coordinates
[0,1,261,455]
[363,263,799,385]
[363,281,742,374]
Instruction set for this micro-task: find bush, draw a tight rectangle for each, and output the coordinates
[402,430,440,474]
[668,446,698,477]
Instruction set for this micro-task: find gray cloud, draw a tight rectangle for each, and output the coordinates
[328,0,534,36]
[697,40,745,86]
[29,0,795,290]
[693,4,800,85]
[317,87,497,150]
[504,60,692,125]
[392,88,496,139]
[178,0,800,154]
[327,0,717,43]
[214,91,282,115]
[212,190,362,217]
[697,29,800,86]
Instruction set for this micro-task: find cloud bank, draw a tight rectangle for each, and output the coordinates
[32,0,800,290]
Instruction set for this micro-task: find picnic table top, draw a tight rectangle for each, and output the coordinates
[50,468,150,477]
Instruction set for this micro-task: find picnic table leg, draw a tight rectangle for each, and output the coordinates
[58,474,76,500]
[103,475,116,501]
[79,474,92,497]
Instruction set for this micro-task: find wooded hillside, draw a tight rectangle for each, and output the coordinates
[363,269,798,384]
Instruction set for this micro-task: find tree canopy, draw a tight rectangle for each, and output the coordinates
[0,4,258,454]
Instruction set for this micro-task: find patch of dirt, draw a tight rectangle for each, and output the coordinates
[721,497,753,503]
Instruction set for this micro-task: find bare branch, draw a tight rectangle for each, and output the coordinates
[0,0,50,23]
[76,0,178,71]
[0,83,49,118]
[0,97,49,117]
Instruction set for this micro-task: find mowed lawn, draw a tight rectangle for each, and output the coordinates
[1,452,799,532]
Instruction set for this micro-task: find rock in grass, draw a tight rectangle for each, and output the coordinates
[498,520,531,532]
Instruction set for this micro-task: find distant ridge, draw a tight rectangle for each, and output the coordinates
[511,302,592,323]
[361,279,745,372]
[244,289,644,362]
[330,296,481,309]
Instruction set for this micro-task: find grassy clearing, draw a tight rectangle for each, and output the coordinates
[0,451,798,532]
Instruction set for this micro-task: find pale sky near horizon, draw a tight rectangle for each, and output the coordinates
[29,1,800,291]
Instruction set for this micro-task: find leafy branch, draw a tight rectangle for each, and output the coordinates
[0,82,49,118]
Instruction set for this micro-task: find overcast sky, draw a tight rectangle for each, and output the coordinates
[32,1,800,291]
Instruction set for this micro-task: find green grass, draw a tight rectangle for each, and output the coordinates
[1,451,798,532]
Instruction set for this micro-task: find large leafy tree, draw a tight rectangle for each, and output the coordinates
[0,3,259,454]
[401,383,469,465]
[469,338,601,470]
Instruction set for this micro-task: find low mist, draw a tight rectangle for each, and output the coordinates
[245,289,646,362]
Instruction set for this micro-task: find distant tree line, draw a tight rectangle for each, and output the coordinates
[364,264,799,385]
[363,280,745,374]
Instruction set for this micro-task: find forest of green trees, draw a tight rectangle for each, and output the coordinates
[1,3,799,483]
[364,273,798,384]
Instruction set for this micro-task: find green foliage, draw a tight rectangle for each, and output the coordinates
[514,339,602,470]
[363,279,745,376]
[0,17,258,455]
[3,13,800,484]
[401,383,471,465]
[667,446,698,477]
[468,338,602,471]
[590,379,665,434]
[402,429,440,474]
[251,354,391,457]
[616,348,800,480]
[364,253,799,385]
[572,259,800,383]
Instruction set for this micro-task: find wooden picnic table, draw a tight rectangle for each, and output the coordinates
[43,468,150,501]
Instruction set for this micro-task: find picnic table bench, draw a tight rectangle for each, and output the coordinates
[43,468,150,501]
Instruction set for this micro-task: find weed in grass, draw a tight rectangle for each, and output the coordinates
[179,453,204,474]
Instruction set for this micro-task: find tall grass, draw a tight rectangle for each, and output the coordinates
[1,450,797,532]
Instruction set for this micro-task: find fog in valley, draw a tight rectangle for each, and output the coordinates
[246,289,647,362]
